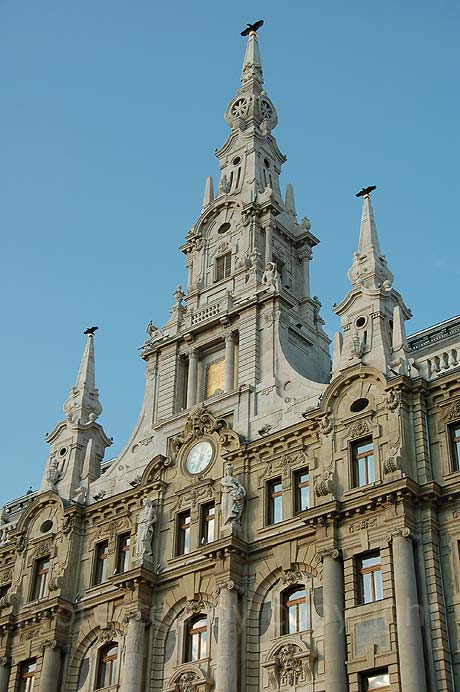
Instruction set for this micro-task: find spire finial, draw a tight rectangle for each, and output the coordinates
[240,20,264,87]
[347,186,394,290]
[63,329,102,424]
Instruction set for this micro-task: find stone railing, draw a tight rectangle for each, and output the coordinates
[188,293,233,329]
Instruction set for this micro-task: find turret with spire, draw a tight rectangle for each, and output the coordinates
[332,189,411,376]
[41,330,112,503]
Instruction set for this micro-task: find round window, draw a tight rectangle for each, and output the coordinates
[59,447,67,457]
[350,398,369,413]
[40,520,53,534]
[232,156,241,166]
[355,316,366,329]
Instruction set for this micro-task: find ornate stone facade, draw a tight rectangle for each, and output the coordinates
[1,26,460,692]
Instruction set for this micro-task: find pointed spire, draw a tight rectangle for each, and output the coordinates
[241,31,264,88]
[63,332,102,425]
[285,184,296,216]
[202,176,214,210]
[347,192,394,290]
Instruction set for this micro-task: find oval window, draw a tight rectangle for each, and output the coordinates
[40,520,53,534]
[218,222,231,234]
[350,398,369,413]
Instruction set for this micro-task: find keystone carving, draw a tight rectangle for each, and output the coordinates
[185,600,205,614]
[98,627,118,643]
[349,420,370,439]
[175,672,198,692]
[281,569,303,586]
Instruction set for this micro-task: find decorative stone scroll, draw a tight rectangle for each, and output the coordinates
[384,447,402,474]
[386,390,401,411]
[175,672,198,692]
[172,405,227,455]
[314,468,335,498]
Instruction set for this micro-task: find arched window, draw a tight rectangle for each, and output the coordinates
[185,615,208,661]
[282,586,307,634]
[96,643,118,689]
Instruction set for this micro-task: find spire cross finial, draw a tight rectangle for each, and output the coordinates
[240,19,264,37]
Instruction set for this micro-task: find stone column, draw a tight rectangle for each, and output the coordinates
[215,582,238,692]
[224,334,235,392]
[390,528,427,692]
[39,641,61,692]
[186,350,198,408]
[0,658,10,692]
[121,612,146,692]
[321,549,347,692]
[299,251,311,297]
[265,225,273,264]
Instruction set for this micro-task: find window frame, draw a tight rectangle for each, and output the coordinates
[95,642,118,690]
[267,477,283,525]
[176,510,192,556]
[357,551,383,605]
[116,532,131,574]
[294,468,310,513]
[214,252,231,282]
[18,659,36,692]
[93,540,109,585]
[351,437,375,487]
[282,585,308,634]
[200,502,215,545]
[31,556,50,601]
[185,614,208,662]
[449,422,460,471]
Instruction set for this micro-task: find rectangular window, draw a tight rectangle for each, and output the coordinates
[361,669,390,691]
[200,503,215,545]
[177,511,191,555]
[116,533,131,574]
[19,660,36,692]
[450,424,460,471]
[93,540,109,585]
[31,557,50,600]
[358,552,383,604]
[352,438,375,487]
[215,253,231,282]
[267,478,283,525]
[295,469,310,512]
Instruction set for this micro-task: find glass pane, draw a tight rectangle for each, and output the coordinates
[367,671,390,688]
[299,485,309,510]
[362,573,373,603]
[273,495,283,523]
[358,441,373,454]
[299,601,308,631]
[207,518,215,542]
[183,526,190,554]
[367,454,375,483]
[288,605,297,633]
[362,555,380,569]
[191,633,199,660]
[201,629,208,658]
[358,458,368,486]
[374,569,383,601]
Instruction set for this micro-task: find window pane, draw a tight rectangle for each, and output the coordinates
[273,495,282,523]
[288,606,296,633]
[366,670,390,689]
[374,570,383,601]
[201,629,208,658]
[362,555,380,569]
[362,573,373,603]
[367,453,375,483]
[358,458,368,486]
[299,601,308,631]
[358,441,373,454]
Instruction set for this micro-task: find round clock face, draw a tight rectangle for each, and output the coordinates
[185,440,214,475]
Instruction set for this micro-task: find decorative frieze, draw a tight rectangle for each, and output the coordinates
[349,420,370,439]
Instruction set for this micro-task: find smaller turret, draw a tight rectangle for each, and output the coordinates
[332,189,411,376]
[41,331,112,503]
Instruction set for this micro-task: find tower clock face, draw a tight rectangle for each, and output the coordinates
[185,440,214,475]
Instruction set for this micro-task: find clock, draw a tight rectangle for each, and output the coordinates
[185,440,214,475]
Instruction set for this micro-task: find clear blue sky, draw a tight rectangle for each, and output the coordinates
[1,0,459,506]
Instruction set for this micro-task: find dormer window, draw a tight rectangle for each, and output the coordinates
[215,253,231,282]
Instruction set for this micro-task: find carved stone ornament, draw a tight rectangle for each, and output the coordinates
[320,414,334,435]
[384,449,402,474]
[386,390,401,411]
[281,569,303,586]
[0,568,12,585]
[446,399,460,422]
[15,533,26,553]
[387,526,413,543]
[349,420,370,439]
[98,627,118,643]
[314,469,335,498]
[62,515,74,534]
[275,644,303,687]
[185,599,205,614]
[175,672,198,692]
[221,464,246,526]
[172,405,227,456]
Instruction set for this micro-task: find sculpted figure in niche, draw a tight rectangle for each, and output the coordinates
[262,261,279,289]
[221,463,246,525]
[135,498,157,559]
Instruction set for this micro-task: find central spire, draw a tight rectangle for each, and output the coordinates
[240,29,264,89]
[63,331,102,425]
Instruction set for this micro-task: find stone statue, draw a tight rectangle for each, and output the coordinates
[135,498,157,559]
[221,464,246,526]
[262,261,279,289]
[146,321,161,339]
[47,457,61,488]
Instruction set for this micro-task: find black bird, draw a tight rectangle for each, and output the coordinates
[84,326,99,335]
[356,185,376,198]
[241,19,264,36]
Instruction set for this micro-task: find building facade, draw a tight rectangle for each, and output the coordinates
[1,27,460,692]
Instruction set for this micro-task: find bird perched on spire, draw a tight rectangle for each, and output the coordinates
[356,185,376,198]
[84,326,98,335]
[241,19,264,36]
